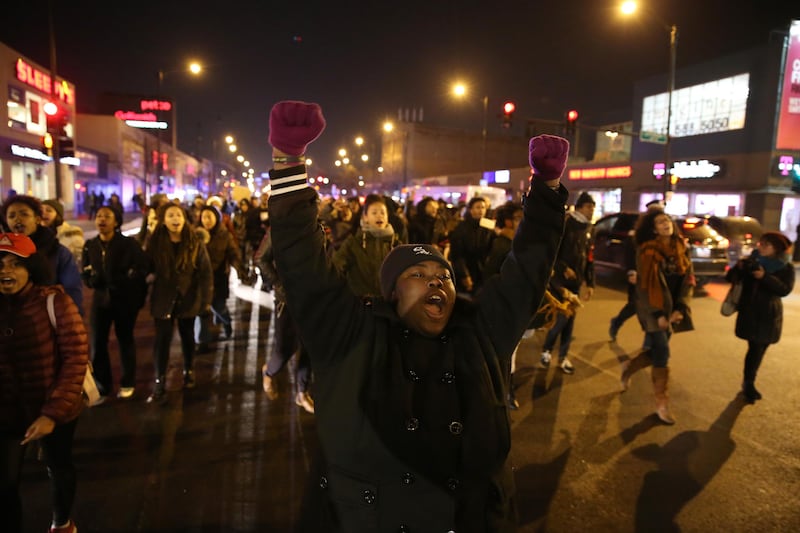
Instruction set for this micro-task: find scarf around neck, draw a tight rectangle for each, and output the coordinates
[639,237,691,310]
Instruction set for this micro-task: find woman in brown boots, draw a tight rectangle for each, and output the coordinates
[621,209,694,424]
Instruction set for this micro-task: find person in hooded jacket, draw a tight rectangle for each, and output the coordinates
[725,231,795,403]
[144,203,213,403]
[81,205,149,401]
[331,194,401,297]
[2,195,83,314]
[266,101,567,532]
[40,199,84,269]
[196,205,244,346]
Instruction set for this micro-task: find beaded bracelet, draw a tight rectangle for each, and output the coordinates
[272,155,306,164]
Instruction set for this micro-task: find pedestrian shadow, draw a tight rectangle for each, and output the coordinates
[631,396,745,532]
[514,430,572,527]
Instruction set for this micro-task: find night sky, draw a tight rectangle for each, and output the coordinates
[3,0,798,178]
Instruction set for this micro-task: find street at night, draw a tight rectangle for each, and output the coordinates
[17,272,800,532]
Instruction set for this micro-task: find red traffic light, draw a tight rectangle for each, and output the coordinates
[44,101,60,116]
[503,102,516,115]
[567,109,578,122]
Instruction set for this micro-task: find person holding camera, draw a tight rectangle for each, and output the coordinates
[726,232,795,403]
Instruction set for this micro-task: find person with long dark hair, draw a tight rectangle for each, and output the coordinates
[144,203,212,403]
[622,209,694,425]
[0,232,88,533]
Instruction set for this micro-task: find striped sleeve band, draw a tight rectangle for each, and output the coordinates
[269,169,309,196]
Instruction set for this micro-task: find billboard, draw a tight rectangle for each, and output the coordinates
[775,20,800,151]
[641,73,750,138]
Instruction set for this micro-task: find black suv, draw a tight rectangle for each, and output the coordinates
[593,213,729,286]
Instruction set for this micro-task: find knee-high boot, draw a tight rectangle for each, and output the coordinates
[652,367,675,425]
[620,350,652,391]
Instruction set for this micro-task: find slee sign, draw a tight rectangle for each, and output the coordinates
[15,59,75,105]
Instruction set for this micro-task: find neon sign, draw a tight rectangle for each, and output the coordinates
[568,165,632,180]
[652,160,723,180]
[113,99,173,129]
[15,59,75,105]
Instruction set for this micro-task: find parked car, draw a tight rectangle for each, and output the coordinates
[693,215,763,267]
[593,212,729,286]
[676,217,730,285]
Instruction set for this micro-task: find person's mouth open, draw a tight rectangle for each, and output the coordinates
[423,291,448,319]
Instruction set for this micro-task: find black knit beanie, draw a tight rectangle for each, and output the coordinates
[379,244,455,300]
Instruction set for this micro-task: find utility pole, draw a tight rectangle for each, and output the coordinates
[48,0,62,201]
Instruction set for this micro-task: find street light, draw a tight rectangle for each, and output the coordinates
[154,60,203,194]
[451,82,489,173]
[621,1,677,204]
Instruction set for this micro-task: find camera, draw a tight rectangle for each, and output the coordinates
[741,257,760,272]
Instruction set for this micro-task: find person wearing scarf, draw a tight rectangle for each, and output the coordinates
[622,209,694,424]
[331,195,400,297]
[726,231,795,403]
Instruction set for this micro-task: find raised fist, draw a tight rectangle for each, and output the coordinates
[529,134,569,181]
[269,101,326,156]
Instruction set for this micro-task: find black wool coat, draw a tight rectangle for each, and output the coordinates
[727,259,795,344]
[271,166,566,533]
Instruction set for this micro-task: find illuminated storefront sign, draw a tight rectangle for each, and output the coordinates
[14,58,76,105]
[9,144,79,166]
[112,99,173,129]
[652,159,723,180]
[776,20,800,150]
[568,165,632,180]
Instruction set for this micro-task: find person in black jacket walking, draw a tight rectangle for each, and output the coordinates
[539,192,595,374]
[267,100,567,532]
[726,231,795,403]
[82,206,149,400]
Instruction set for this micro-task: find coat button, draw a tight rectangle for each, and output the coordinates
[401,472,415,485]
[363,489,376,504]
[319,476,328,489]
[398,525,409,533]
[406,369,421,383]
[449,421,463,435]
[447,477,460,491]
[440,334,448,343]
[440,371,455,384]
[406,417,419,431]
[402,329,410,338]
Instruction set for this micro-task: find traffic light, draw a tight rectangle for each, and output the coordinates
[565,109,578,134]
[43,100,69,139]
[502,101,515,128]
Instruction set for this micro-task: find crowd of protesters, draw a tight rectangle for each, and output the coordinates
[0,105,795,530]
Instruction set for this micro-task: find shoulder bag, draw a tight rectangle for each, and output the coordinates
[46,293,101,406]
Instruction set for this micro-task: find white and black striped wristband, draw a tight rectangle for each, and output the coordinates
[269,166,308,196]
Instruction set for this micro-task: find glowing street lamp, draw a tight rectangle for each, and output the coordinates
[621,1,678,203]
[451,81,490,172]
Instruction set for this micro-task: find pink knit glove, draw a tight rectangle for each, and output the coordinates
[268,101,326,156]
[529,134,569,181]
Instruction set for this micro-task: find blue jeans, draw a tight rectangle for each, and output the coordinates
[645,329,671,367]
[543,312,576,359]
